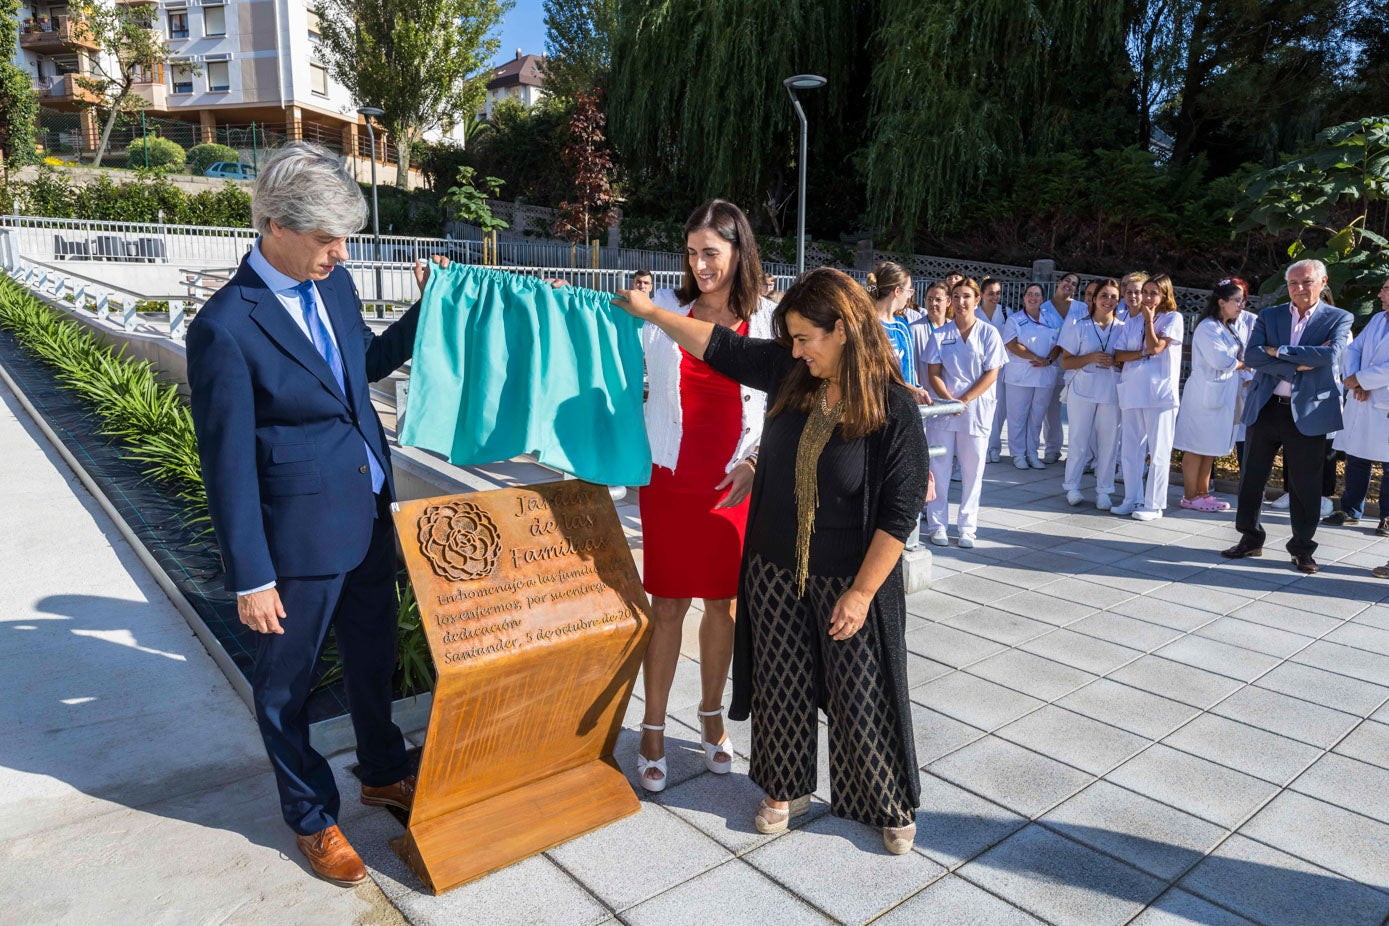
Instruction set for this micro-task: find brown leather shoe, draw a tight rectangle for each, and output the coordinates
[1221,542,1263,559]
[296,825,366,887]
[1292,553,1319,574]
[361,775,416,812]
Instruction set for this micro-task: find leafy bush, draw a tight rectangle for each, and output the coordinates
[187,142,240,175]
[0,279,205,519]
[127,136,187,170]
[9,165,251,226]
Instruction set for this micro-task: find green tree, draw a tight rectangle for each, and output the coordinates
[1331,0,1389,121]
[71,0,174,167]
[314,0,511,188]
[1161,0,1347,171]
[860,0,1130,241]
[465,96,574,210]
[0,0,38,169]
[1236,116,1389,324]
[443,165,507,233]
[542,0,617,98]
[608,0,868,233]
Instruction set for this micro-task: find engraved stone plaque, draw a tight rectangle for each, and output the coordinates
[390,481,651,895]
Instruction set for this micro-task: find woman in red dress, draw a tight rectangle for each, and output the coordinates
[636,200,774,791]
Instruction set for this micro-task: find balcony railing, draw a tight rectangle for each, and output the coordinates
[20,16,100,52]
[33,73,101,105]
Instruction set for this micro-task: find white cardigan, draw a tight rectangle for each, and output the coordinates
[642,288,776,473]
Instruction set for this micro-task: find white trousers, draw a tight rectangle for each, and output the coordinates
[1064,397,1119,494]
[1042,385,1064,458]
[927,430,987,534]
[1005,384,1053,462]
[989,380,1007,455]
[1121,406,1177,511]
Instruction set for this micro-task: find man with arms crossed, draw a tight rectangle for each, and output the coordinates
[188,142,435,885]
[1223,259,1352,574]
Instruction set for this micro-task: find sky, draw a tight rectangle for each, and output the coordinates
[492,0,548,66]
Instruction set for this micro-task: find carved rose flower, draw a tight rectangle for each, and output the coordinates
[417,501,501,581]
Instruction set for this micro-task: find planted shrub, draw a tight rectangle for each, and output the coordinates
[187,142,241,175]
[127,136,187,170]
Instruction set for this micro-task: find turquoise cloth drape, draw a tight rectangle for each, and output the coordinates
[400,264,651,487]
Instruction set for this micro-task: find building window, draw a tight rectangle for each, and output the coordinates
[306,9,321,40]
[309,62,327,96]
[203,4,225,36]
[167,10,188,39]
[171,63,193,93]
[207,60,229,91]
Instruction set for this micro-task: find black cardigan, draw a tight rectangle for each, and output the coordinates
[702,324,930,806]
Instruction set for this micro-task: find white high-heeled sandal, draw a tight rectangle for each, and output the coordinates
[635,723,667,793]
[697,706,735,775]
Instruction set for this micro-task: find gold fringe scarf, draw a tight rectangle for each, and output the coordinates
[793,380,844,595]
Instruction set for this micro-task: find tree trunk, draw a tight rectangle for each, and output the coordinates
[91,87,131,168]
[393,133,412,189]
[1168,0,1213,167]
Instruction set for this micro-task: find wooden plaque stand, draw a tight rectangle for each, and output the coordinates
[390,481,651,894]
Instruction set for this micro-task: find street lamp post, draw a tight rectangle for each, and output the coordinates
[356,106,385,302]
[783,74,827,278]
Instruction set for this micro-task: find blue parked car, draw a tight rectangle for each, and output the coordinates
[204,161,257,180]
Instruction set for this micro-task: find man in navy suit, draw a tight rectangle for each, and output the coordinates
[187,143,436,885]
[1223,259,1353,574]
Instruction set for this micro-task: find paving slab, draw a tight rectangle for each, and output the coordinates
[1105,744,1280,829]
[911,672,1046,731]
[1333,720,1389,768]
[744,812,946,925]
[1017,628,1144,676]
[1057,678,1202,740]
[621,859,834,926]
[905,622,1007,668]
[1041,780,1226,882]
[1289,752,1389,824]
[1065,612,1186,652]
[1108,655,1247,709]
[1254,662,1389,716]
[996,705,1148,776]
[962,824,1167,926]
[967,649,1099,701]
[1128,889,1260,925]
[871,875,1046,925]
[928,736,1093,818]
[1161,713,1322,784]
[1178,834,1389,926]
[909,773,1026,870]
[1211,686,1362,749]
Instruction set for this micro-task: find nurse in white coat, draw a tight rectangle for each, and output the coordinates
[1333,278,1389,534]
[978,276,1011,463]
[924,278,1008,548]
[1058,279,1122,509]
[1039,272,1079,461]
[1113,274,1184,520]
[1173,281,1250,512]
[1001,283,1062,469]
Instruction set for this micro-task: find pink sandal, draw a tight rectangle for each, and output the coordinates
[1180,495,1227,512]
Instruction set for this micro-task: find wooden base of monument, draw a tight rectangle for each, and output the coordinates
[391,758,638,894]
[390,481,651,896]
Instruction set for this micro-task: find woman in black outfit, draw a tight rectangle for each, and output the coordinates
[614,267,929,855]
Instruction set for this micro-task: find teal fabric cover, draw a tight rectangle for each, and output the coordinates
[399,263,651,486]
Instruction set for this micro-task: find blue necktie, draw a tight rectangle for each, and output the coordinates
[294,281,385,494]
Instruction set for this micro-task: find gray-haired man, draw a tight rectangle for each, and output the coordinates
[187,142,436,885]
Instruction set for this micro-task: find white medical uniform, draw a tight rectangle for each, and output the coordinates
[1058,314,1121,496]
[977,303,1011,456]
[1173,317,1246,457]
[1335,311,1389,462]
[1000,309,1061,464]
[1116,311,1184,512]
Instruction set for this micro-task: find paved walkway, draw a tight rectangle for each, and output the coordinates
[5,355,1389,925]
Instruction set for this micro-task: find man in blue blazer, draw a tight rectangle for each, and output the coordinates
[1223,259,1353,573]
[187,143,435,886]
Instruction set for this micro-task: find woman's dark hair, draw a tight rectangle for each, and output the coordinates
[979,276,1003,296]
[676,199,764,323]
[1201,280,1247,326]
[1087,277,1121,319]
[769,267,903,439]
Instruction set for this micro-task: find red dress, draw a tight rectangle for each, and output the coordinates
[640,322,751,599]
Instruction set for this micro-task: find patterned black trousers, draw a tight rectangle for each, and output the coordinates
[745,553,916,828]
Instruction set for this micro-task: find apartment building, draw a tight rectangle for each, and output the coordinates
[11,0,407,179]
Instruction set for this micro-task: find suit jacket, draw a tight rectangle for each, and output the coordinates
[1241,300,1352,437]
[187,257,420,592]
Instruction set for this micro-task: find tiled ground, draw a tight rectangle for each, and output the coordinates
[350,459,1389,926]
